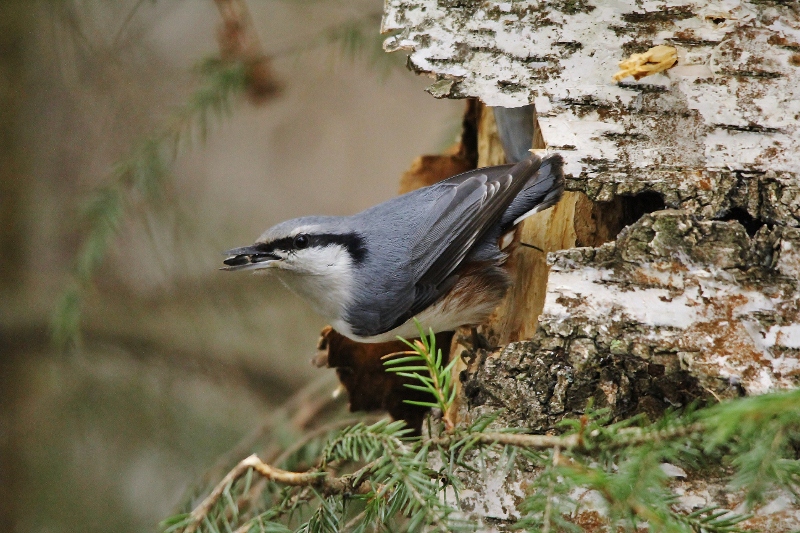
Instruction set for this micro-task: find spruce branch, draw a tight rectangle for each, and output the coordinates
[271,417,383,469]
[317,420,468,531]
[51,4,405,351]
[164,320,800,533]
[230,489,309,533]
[175,419,471,533]
[672,506,751,533]
[167,388,800,532]
[52,56,249,350]
[184,454,374,533]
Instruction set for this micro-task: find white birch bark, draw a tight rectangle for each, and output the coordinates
[383,0,800,528]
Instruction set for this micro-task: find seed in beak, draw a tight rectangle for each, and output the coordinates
[223,255,252,267]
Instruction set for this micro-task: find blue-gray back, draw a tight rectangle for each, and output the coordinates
[342,156,553,337]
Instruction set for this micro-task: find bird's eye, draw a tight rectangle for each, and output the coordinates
[293,234,309,250]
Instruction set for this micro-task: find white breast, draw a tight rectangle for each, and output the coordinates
[344,264,510,343]
[356,298,496,342]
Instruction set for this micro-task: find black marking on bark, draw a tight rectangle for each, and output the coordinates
[718,69,783,79]
[602,131,651,141]
[621,6,693,23]
[616,82,669,93]
[715,123,784,134]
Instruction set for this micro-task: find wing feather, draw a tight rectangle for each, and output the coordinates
[385,156,541,331]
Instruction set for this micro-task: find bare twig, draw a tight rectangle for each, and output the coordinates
[196,373,340,489]
[185,454,375,533]
[213,0,280,103]
[188,373,354,524]
[430,422,705,452]
[432,432,581,450]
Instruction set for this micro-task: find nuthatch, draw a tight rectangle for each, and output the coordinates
[222,153,564,343]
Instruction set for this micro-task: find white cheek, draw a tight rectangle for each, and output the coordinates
[277,246,355,322]
[289,247,349,275]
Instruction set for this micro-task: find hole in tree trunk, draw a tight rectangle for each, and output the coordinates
[719,207,768,237]
[574,190,666,247]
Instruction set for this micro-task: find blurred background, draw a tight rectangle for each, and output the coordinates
[0,1,462,531]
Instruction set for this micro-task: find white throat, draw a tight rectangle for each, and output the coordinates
[271,244,355,323]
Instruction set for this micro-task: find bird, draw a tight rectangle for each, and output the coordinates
[222,153,564,343]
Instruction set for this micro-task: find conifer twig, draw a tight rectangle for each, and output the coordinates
[185,454,374,533]
[51,57,249,350]
[541,446,560,533]
[384,320,459,429]
[167,389,800,533]
[271,416,383,468]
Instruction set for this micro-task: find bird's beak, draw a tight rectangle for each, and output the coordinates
[220,245,281,271]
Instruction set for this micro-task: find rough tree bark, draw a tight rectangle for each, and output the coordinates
[377,0,800,529]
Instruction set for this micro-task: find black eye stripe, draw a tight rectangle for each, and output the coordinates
[257,233,367,264]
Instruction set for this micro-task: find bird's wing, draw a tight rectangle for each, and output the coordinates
[380,155,542,333]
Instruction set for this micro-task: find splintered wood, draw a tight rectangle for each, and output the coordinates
[612,44,677,81]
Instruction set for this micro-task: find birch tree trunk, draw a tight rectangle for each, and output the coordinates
[381,0,800,528]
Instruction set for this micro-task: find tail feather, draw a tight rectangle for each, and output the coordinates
[500,153,565,228]
[494,105,536,164]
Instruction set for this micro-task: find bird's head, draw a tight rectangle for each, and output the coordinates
[221,216,367,278]
[222,216,368,323]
